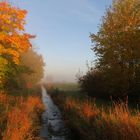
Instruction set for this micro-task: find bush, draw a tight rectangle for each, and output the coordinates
[78,70,108,98]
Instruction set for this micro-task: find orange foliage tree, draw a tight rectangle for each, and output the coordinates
[0,2,34,90]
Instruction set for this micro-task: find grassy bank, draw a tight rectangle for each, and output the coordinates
[0,90,44,140]
[47,84,140,140]
[52,82,79,91]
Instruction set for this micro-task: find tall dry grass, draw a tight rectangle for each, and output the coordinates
[53,95,140,140]
[0,93,44,140]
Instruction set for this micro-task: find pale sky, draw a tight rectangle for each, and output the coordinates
[7,0,112,82]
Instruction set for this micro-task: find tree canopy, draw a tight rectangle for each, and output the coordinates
[79,0,140,98]
[0,2,34,64]
[0,2,35,91]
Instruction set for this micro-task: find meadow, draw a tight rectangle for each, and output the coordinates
[51,82,79,91]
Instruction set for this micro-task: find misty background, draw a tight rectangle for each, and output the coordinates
[8,0,112,82]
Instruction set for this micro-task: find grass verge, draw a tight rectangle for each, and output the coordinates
[47,87,140,140]
[0,91,44,140]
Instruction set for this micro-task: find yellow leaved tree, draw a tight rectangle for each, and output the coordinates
[0,2,34,90]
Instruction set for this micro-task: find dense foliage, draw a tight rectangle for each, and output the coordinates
[0,2,44,93]
[0,2,33,91]
[79,0,140,99]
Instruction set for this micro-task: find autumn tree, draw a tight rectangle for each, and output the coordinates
[20,48,45,88]
[0,2,34,90]
[90,0,140,97]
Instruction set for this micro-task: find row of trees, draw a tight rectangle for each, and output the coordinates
[79,0,140,99]
[0,2,45,93]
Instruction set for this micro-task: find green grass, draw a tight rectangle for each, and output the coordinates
[52,82,79,91]
[52,83,140,111]
[50,82,111,106]
[48,82,131,109]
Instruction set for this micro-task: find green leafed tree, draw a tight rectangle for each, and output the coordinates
[91,0,140,97]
